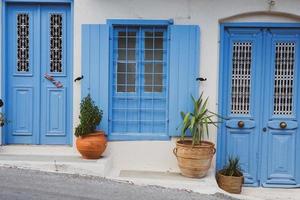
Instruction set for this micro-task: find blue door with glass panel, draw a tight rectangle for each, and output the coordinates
[110,26,168,140]
[5,3,72,144]
[218,26,300,187]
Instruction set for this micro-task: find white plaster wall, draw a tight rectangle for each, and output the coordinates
[72,0,300,172]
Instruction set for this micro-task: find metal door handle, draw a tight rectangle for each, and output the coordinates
[238,120,245,128]
[280,122,287,129]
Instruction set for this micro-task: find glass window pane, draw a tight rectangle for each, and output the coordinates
[145,32,154,37]
[118,31,126,37]
[118,37,126,48]
[145,63,153,73]
[155,31,163,37]
[153,86,162,92]
[118,49,126,60]
[127,74,136,85]
[145,50,153,60]
[127,63,136,73]
[145,74,153,86]
[154,38,163,49]
[154,50,163,60]
[127,86,135,92]
[154,74,163,85]
[117,73,125,85]
[128,50,136,60]
[117,85,125,92]
[117,63,126,73]
[128,32,136,37]
[128,37,136,49]
[154,63,163,73]
[145,38,153,49]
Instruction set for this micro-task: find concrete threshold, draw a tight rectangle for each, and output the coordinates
[0,145,112,177]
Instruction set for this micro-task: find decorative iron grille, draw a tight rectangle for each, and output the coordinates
[17,13,30,72]
[273,42,295,115]
[231,42,252,114]
[50,14,63,73]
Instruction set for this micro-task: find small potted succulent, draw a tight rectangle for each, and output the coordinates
[173,93,221,178]
[217,156,244,194]
[75,94,107,159]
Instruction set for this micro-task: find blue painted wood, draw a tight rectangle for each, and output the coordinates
[218,27,263,186]
[168,25,200,136]
[81,24,109,133]
[5,3,72,144]
[226,119,256,129]
[108,25,169,140]
[218,24,300,188]
[107,19,173,26]
[267,120,298,130]
[260,28,300,187]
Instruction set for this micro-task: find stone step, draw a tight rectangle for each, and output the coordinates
[0,146,112,177]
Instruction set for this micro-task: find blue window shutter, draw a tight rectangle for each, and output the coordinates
[81,24,109,133]
[168,25,200,136]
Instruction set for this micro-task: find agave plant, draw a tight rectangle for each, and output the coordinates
[180,92,221,145]
[221,156,243,177]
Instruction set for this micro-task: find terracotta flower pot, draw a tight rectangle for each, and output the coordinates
[76,131,107,159]
[217,171,244,194]
[173,140,216,178]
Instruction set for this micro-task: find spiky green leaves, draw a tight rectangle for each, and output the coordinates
[221,156,243,177]
[179,92,221,146]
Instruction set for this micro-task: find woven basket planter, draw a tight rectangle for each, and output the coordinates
[173,140,216,178]
[217,171,244,194]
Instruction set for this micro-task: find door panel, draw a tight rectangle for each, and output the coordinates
[40,5,70,144]
[261,29,300,187]
[5,3,71,145]
[222,28,263,186]
[6,4,40,144]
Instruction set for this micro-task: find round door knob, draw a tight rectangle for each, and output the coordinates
[280,122,287,129]
[238,121,245,128]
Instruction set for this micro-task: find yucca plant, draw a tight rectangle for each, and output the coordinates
[221,156,243,177]
[180,92,221,146]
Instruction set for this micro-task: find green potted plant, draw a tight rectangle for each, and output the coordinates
[217,156,244,194]
[0,112,7,127]
[75,94,107,159]
[173,93,220,178]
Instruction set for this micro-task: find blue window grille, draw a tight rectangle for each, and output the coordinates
[110,25,168,137]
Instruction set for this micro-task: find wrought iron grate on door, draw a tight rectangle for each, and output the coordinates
[231,42,252,114]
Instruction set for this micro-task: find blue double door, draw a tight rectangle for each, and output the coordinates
[5,3,71,144]
[220,27,300,187]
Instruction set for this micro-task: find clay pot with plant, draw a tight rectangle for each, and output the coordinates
[217,156,244,194]
[173,93,221,178]
[75,94,107,159]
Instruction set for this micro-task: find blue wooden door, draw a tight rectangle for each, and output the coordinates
[260,28,300,187]
[220,27,263,186]
[219,26,300,187]
[5,3,71,144]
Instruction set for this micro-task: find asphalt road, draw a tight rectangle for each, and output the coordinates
[0,167,239,200]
